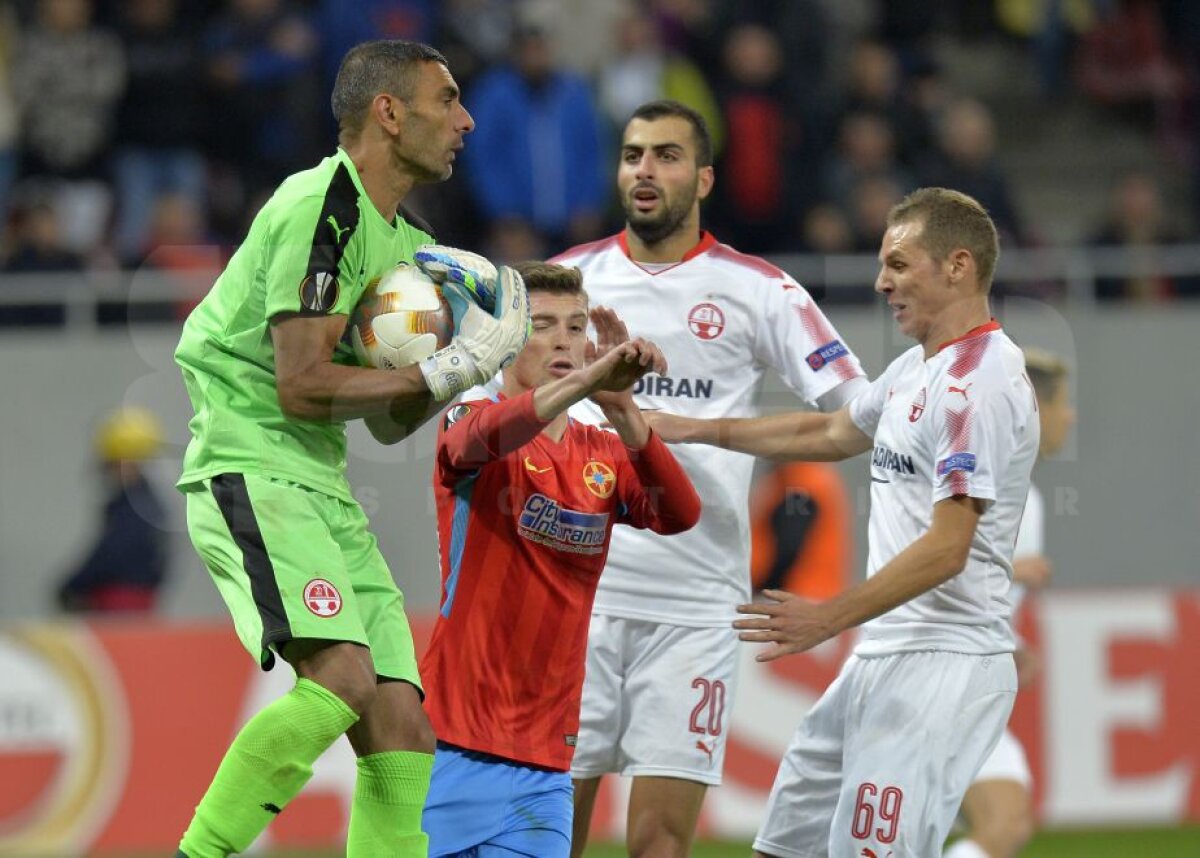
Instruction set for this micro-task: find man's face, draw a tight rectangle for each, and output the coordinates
[1038,380,1075,458]
[875,219,956,344]
[618,116,712,245]
[508,291,589,391]
[395,61,474,183]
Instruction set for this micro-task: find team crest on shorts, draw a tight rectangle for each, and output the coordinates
[687,302,725,340]
[582,460,616,498]
[303,578,343,617]
[908,387,927,423]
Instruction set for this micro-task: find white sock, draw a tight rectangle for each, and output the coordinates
[945,839,990,858]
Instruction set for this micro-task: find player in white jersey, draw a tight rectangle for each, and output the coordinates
[551,100,868,858]
[649,188,1040,857]
[946,349,1075,858]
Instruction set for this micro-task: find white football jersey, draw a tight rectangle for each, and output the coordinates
[552,231,866,626]
[848,322,1039,655]
[1009,482,1045,615]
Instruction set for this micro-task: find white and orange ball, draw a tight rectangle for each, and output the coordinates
[349,264,454,369]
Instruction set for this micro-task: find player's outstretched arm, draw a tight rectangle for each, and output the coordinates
[645,407,873,462]
[735,494,984,661]
[271,313,434,424]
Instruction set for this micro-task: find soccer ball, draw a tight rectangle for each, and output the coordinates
[349,264,454,369]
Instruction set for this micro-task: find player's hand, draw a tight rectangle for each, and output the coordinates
[419,266,530,399]
[585,340,662,398]
[415,245,499,314]
[1012,555,1053,590]
[589,305,633,360]
[733,589,836,661]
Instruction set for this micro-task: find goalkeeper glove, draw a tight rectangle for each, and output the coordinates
[419,266,531,400]
[414,245,498,314]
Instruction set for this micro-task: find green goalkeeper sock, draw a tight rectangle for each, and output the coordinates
[346,750,434,857]
[178,677,359,858]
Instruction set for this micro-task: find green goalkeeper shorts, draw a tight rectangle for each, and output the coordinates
[183,472,421,690]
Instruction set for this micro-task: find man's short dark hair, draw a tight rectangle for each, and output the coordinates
[628,100,713,168]
[332,40,447,137]
[514,261,587,301]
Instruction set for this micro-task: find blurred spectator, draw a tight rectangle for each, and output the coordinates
[823,110,915,217]
[138,191,223,319]
[523,0,628,78]
[1090,170,1200,300]
[799,202,855,255]
[438,0,516,86]
[57,407,169,614]
[112,0,207,264]
[0,4,18,234]
[841,38,935,166]
[11,0,125,255]
[0,188,80,325]
[996,0,1098,97]
[707,22,808,252]
[848,175,905,253]
[2,188,84,273]
[316,0,438,90]
[921,97,1025,246]
[749,461,853,602]
[481,217,548,267]
[1076,0,1190,159]
[1159,0,1200,224]
[597,7,723,155]
[202,0,321,208]
[462,22,607,252]
[709,0,835,115]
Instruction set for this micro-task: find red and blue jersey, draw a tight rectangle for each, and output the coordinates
[421,390,700,771]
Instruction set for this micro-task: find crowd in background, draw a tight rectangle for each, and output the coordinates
[0,0,1199,304]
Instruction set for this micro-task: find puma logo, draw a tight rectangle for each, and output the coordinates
[948,383,972,400]
[695,739,715,765]
[326,215,351,244]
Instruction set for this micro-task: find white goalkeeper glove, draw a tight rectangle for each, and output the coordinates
[418,265,531,400]
[414,245,498,313]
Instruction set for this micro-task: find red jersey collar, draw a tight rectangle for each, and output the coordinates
[617,229,717,263]
[936,319,1001,353]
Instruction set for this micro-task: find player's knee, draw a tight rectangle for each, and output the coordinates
[310,650,379,715]
[627,826,691,858]
[328,672,379,716]
[407,709,437,754]
[975,805,1035,857]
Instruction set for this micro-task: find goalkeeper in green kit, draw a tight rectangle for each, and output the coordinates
[173,41,529,857]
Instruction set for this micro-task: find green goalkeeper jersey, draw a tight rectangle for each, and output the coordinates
[176,148,435,501]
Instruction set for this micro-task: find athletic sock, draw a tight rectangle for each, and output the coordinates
[178,678,359,858]
[944,838,990,858]
[346,750,434,857]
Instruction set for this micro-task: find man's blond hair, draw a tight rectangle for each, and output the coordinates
[887,187,1000,290]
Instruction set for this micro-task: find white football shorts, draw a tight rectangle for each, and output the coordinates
[971,727,1032,788]
[570,614,739,786]
[754,650,1017,858]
